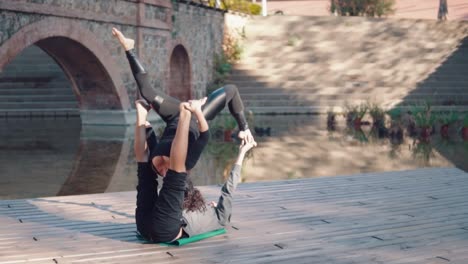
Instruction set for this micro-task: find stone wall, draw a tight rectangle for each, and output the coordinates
[172,4,225,98]
[0,0,225,124]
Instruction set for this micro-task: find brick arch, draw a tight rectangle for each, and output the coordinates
[168,43,192,101]
[0,17,131,112]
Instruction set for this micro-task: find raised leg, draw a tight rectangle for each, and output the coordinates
[202,84,249,131]
[148,104,192,242]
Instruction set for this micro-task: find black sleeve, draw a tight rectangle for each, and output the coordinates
[186,130,210,170]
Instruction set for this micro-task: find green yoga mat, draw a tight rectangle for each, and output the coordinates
[161,228,226,246]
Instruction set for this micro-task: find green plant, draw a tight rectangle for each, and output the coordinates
[205,140,239,172]
[346,127,369,143]
[287,35,300,46]
[414,110,436,128]
[438,111,459,125]
[386,108,403,137]
[207,28,244,94]
[411,103,435,128]
[223,30,244,64]
[223,115,237,130]
[214,53,232,79]
[411,140,434,165]
[209,115,238,139]
[368,103,385,125]
[209,0,261,15]
[287,171,296,179]
[345,103,368,122]
[463,114,468,128]
[355,103,369,119]
[330,0,396,17]
[356,103,368,119]
[207,52,233,94]
[249,2,262,14]
[345,107,357,124]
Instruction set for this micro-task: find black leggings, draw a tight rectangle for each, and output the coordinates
[126,50,248,130]
[136,163,186,243]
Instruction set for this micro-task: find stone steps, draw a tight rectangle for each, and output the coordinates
[231,74,468,83]
[233,80,468,90]
[0,88,74,95]
[0,101,78,109]
[244,15,468,32]
[245,106,327,114]
[243,97,468,107]
[0,81,69,89]
[0,95,77,102]
[245,105,468,115]
[240,92,468,101]
[237,87,468,97]
[0,45,78,116]
[0,109,80,118]
[229,16,468,113]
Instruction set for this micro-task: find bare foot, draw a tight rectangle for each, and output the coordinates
[185,97,207,113]
[112,27,135,51]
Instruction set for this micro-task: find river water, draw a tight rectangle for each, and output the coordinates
[1,115,466,199]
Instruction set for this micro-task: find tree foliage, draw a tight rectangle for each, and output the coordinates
[209,0,261,15]
[330,0,395,17]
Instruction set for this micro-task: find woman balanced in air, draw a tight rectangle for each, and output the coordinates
[134,98,255,242]
[112,28,255,176]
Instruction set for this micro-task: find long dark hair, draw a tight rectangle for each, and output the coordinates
[183,177,206,212]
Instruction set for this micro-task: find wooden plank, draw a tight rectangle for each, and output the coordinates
[0,167,467,263]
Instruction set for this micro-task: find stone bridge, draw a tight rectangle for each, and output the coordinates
[0,0,225,124]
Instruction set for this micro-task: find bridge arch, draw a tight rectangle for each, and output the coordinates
[168,43,192,101]
[0,17,131,112]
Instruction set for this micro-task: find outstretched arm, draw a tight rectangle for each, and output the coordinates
[235,141,256,166]
[169,103,192,173]
[183,98,210,170]
[214,141,256,225]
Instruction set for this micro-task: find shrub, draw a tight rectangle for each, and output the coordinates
[249,2,262,15]
[368,102,386,125]
[438,111,459,125]
[463,114,468,128]
[207,53,232,94]
[223,31,243,64]
[330,0,395,17]
[411,104,435,129]
[209,0,261,15]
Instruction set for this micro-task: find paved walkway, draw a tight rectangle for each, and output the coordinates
[1,167,468,263]
[267,0,468,20]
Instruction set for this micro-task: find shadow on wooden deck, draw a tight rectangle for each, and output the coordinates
[1,167,468,264]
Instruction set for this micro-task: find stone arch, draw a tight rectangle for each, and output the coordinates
[0,18,132,194]
[0,17,131,112]
[168,44,192,101]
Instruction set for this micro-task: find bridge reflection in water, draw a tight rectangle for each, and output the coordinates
[1,115,467,199]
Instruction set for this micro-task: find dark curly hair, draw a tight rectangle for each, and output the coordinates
[183,177,206,212]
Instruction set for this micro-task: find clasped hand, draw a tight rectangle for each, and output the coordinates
[180,97,207,113]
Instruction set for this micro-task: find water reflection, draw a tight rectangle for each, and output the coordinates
[1,115,467,199]
[241,115,467,182]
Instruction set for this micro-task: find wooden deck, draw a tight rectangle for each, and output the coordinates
[1,167,468,264]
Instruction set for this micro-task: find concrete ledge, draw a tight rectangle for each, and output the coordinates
[80,109,162,126]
